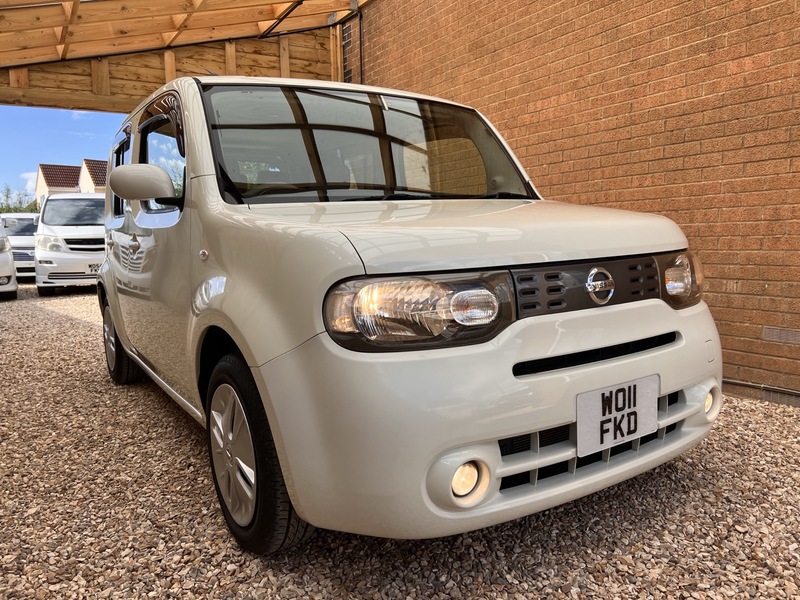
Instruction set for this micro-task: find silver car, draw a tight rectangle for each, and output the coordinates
[99,77,723,554]
[0,221,18,300]
[2,212,38,279]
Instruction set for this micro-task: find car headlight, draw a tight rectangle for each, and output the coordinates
[324,271,515,351]
[661,252,703,308]
[35,234,64,252]
[0,237,9,253]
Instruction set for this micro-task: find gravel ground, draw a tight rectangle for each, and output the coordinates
[1,283,799,599]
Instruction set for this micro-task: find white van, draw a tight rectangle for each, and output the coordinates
[35,193,105,297]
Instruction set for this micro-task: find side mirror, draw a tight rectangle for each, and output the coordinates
[110,164,181,207]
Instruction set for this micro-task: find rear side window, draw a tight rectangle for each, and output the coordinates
[111,125,132,217]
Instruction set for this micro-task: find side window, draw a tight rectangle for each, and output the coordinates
[138,94,186,211]
[111,125,132,217]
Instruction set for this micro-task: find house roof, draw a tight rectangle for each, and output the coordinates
[39,164,81,189]
[83,159,108,187]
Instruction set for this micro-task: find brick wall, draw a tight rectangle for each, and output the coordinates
[350,0,800,396]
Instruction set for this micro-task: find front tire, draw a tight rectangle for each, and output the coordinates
[207,353,314,555]
[102,302,141,384]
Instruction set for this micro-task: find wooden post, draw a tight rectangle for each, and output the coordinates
[279,36,290,78]
[9,67,29,89]
[164,49,177,82]
[225,40,237,75]
[91,58,110,95]
[330,25,344,82]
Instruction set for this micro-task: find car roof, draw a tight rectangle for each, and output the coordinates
[1,212,38,218]
[44,193,105,200]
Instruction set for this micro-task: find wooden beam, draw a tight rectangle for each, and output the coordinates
[279,35,290,77]
[0,4,68,33]
[0,86,139,113]
[58,0,81,59]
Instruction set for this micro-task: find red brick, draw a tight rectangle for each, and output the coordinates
[354,0,800,392]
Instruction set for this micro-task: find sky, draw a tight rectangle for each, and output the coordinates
[0,105,125,197]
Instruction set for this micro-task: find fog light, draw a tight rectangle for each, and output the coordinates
[705,392,714,413]
[452,461,480,497]
[0,276,8,285]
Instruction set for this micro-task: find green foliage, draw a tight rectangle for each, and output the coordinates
[1,184,36,213]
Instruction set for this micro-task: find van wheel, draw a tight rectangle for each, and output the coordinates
[207,354,314,555]
[37,286,56,297]
[102,302,141,384]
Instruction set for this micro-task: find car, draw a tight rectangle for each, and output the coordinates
[99,77,723,555]
[1,212,38,279]
[35,193,105,296]
[0,221,18,300]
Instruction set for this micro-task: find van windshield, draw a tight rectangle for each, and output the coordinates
[42,198,104,226]
[2,216,37,235]
[201,84,535,204]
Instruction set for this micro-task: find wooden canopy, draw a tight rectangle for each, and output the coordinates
[0,0,363,112]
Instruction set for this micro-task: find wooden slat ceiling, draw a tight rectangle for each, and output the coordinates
[0,0,358,69]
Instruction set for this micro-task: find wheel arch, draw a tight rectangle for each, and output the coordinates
[197,325,247,412]
[96,280,107,310]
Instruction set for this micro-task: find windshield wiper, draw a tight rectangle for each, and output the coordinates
[241,184,305,199]
[340,192,437,202]
[478,192,533,199]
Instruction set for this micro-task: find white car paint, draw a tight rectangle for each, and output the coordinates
[99,77,722,550]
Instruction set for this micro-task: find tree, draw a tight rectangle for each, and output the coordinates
[0,184,36,213]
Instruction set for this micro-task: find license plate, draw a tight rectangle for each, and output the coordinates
[88,263,101,274]
[576,374,659,457]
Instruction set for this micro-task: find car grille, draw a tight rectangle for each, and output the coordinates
[511,255,661,319]
[47,272,97,281]
[64,238,105,252]
[497,391,684,491]
[119,245,145,271]
[512,332,678,377]
[12,250,34,261]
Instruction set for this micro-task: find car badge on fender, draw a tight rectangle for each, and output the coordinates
[585,267,615,305]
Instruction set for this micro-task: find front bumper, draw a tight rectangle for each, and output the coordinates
[0,254,17,293]
[256,299,722,539]
[11,247,35,277]
[36,250,103,287]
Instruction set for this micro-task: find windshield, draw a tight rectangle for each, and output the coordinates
[42,198,104,226]
[201,84,535,204]
[2,216,37,235]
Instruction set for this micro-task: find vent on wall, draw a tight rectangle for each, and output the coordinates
[763,327,800,345]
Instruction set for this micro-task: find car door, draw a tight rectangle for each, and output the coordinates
[119,93,195,402]
[106,125,137,335]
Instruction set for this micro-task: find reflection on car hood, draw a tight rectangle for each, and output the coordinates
[247,199,688,274]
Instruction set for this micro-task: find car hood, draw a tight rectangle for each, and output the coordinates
[8,235,34,247]
[247,199,688,274]
[38,224,105,237]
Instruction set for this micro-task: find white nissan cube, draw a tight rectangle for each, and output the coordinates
[98,77,723,555]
